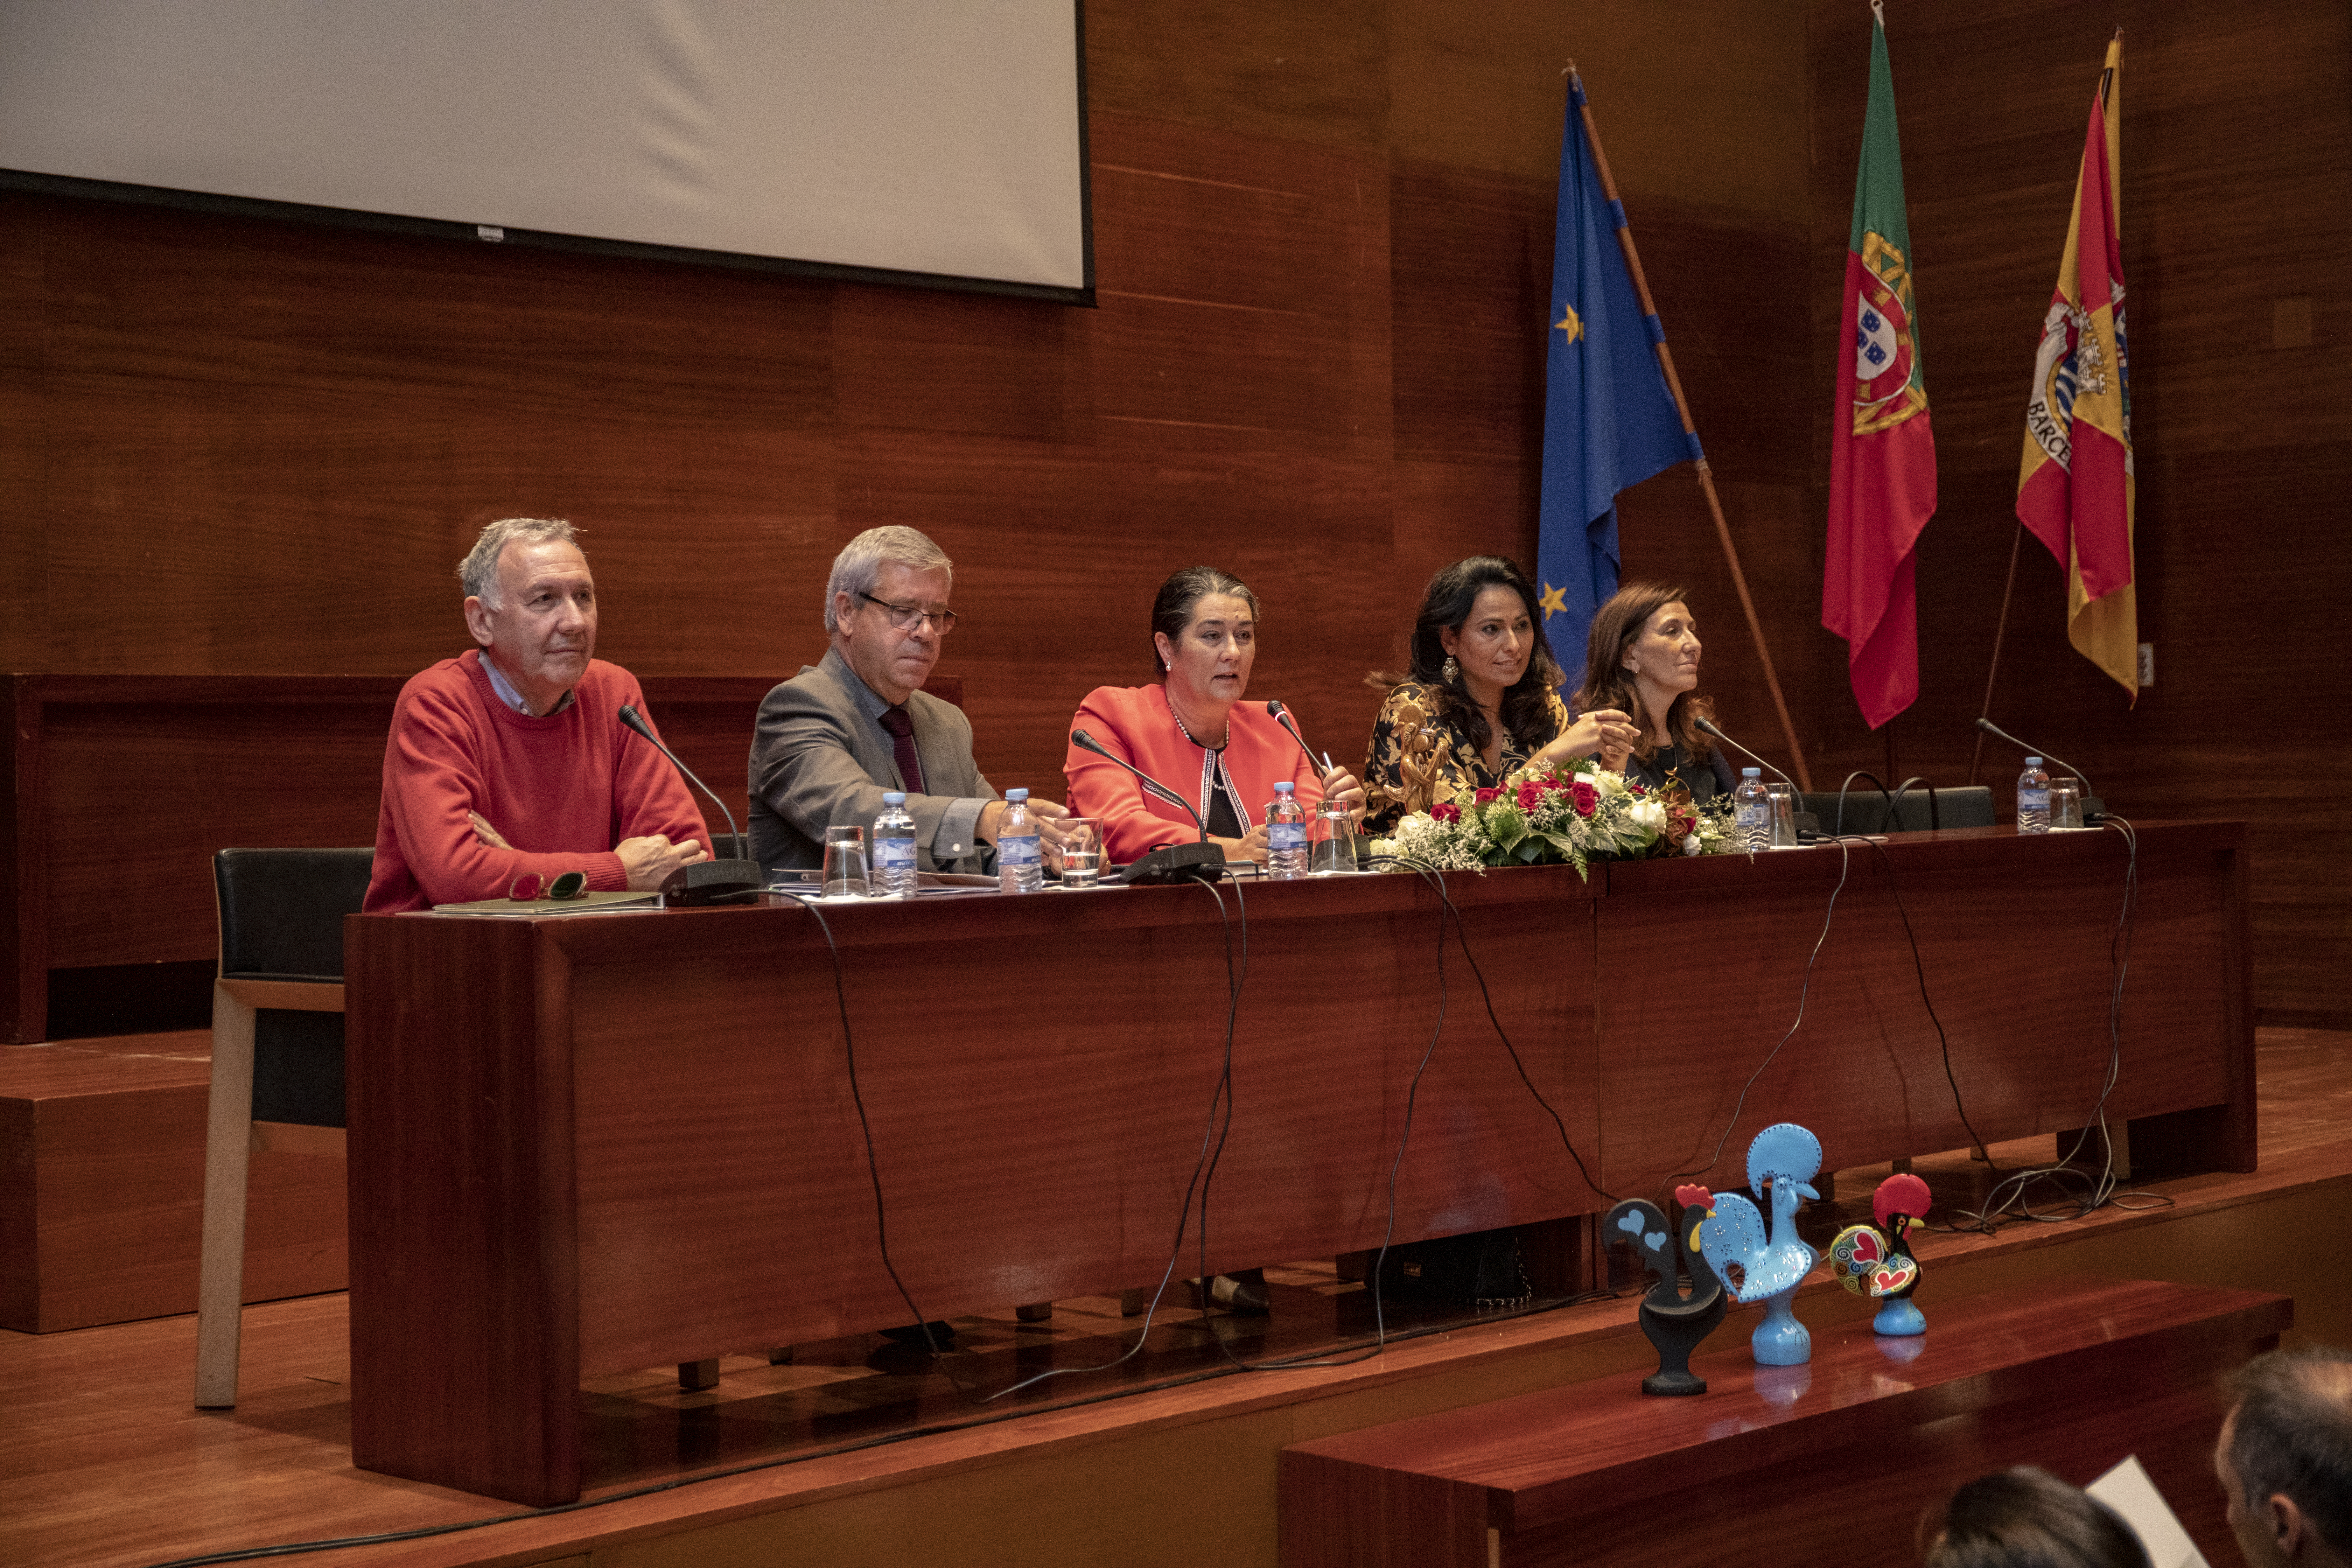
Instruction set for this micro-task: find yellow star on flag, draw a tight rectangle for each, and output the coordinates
[1538,583,1568,620]
[1556,305,1583,343]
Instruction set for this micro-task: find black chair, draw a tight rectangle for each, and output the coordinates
[194,847,372,1409]
[1928,786,1995,828]
[1801,784,1934,836]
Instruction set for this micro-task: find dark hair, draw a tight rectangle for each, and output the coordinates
[1571,580,1714,765]
[1366,556,1565,757]
[1918,1468,2151,1568]
[1150,566,1259,677]
[2225,1347,2352,1555]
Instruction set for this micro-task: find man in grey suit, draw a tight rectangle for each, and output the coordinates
[750,525,1068,880]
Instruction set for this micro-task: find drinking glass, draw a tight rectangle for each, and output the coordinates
[1765,781,1799,848]
[1310,800,1357,874]
[1059,818,1103,888]
[822,824,869,897]
[2050,780,2085,831]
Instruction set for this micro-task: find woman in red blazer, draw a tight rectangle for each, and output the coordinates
[1066,567,1367,868]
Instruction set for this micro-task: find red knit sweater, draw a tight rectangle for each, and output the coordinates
[363,650,708,913]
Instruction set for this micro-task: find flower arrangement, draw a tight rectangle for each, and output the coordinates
[1369,757,1732,879]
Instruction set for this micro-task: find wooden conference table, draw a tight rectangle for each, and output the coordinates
[344,822,2252,1505]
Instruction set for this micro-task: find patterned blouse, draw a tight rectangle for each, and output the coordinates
[1361,681,1573,834]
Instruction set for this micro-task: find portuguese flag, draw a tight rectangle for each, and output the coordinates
[1822,10,1936,730]
[2016,35,2136,702]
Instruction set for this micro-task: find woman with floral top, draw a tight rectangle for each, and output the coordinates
[1362,556,1638,835]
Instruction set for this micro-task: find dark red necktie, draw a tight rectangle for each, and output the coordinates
[877,705,925,795]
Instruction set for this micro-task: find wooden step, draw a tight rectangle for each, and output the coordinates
[0,1030,345,1332]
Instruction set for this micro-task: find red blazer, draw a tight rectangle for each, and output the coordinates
[1065,685,1324,864]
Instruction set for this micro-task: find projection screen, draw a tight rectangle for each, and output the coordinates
[0,0,1092,301]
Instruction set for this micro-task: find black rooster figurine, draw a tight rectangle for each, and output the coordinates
[1605,1184,1729,1395]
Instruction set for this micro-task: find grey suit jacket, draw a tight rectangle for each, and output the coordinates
[747,647,995,877]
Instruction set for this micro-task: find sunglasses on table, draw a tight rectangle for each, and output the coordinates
[507,870,589,901]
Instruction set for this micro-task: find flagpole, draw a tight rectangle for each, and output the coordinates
[1967,524,2026,785]
[1568,63,1814,791]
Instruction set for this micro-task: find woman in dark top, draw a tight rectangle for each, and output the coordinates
[1362,556,1636,834]
[1573,581,1737,804]
[1918,1467,2152,1568]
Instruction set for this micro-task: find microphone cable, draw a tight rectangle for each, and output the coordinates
[1664,835,1858,1195]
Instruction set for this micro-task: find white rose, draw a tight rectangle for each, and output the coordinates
[1682,834,1703,855]
[1630,799,1666,832]
[1595,770,1629,798]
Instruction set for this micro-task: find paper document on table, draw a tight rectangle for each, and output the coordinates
[432,891,661,916]
[2087,1455,2210,1568]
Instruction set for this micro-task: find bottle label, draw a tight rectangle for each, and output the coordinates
[2019,788,2049,813]
[875,838,915,871]
[1270,823,1306,852]
[1000,834,1041,867]
[1737,805,1770,829]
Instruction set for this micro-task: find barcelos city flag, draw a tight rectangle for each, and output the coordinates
[1851,232,1926,437]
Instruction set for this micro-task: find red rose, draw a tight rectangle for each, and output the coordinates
[1570,780,1598,817]
[1544,774,1573,792]
[1473,787,1502,805]
[1516,781,1546,810]
[1629,783,1647,797]
[1430,801,1461,823]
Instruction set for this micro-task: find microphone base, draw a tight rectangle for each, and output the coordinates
[662,858,764,906]
[1114,842,1228,886]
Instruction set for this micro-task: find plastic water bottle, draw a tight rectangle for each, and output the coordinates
[997,788,1043,893]
[2016,756,2051,835]
[871,791,917,898]
[1266,780,1308,880]
[1733,768,1771,854]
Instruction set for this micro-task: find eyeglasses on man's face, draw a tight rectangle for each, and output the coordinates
[860,592,958,634]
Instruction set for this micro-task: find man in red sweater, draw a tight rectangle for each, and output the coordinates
[363,517,711,913]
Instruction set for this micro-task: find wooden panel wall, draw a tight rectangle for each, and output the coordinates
[1802,1,2352,1023]
[1,0,2340,1023]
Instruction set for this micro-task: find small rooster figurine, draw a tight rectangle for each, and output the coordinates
[1603,1184,1727,1396]
[1695,1122,1823,1366]
[1828,1171,1932,1336]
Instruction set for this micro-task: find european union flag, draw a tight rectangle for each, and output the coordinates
[1537,81,1695,675]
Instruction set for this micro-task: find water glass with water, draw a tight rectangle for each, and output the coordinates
[1310,798,1356,874]
[1059,818,1103,888]
[1764,781,1799,848]
[822,824,869,897]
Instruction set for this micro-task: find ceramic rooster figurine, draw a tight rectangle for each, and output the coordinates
[1695,1122,1824,1366]
[1604,1184,1727,1395]
[1828,1171,1932,1336]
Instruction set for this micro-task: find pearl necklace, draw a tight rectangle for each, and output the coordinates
[1168,697,1230,752]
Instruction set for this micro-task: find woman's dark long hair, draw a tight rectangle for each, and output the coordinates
[1149,566,1259,677]
[1366,556,1564,757]
[1572,581,1714,766]
[1919,1467,2153,1568]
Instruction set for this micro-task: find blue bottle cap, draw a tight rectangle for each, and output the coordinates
[882,791,905,805]
[1742,766,1761,777]
[2024,757,2042,767]
[1274,781,1294,794]
[1006,788,1029,802]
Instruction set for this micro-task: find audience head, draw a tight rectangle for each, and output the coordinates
[1149,566,1259,715]
[1918,1466,2151,1568]
[457,517,595,714]
[826,526,957,706]
[2217,1347,2352,1567]
[1574,581,1713,760]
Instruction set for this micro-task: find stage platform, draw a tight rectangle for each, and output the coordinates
[6,1028,2347,1568]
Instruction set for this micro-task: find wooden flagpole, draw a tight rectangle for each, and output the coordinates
[1568,64,1814,790]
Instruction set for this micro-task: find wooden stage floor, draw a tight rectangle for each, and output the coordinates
[7,1028,2348,1568]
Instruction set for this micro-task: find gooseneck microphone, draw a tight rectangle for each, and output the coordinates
[617,704,763,905]
[1694,715,1795,790]
[1265,700,1319,773]
[1973,717,2104,821]
[1070,729,1227,884]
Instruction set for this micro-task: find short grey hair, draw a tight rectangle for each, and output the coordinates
[824,526,953,634]
[458,517,579,607]
[2227,1347,2352,1554]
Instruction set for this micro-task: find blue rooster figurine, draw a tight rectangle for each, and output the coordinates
[1695,1122,1823,1366]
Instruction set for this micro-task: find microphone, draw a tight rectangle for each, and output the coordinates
[617,704,763,905]
[1693,716,1792,789]
[1265,700,1318,772]
[1070,728,1226,885]
[1973,718,2104,821]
